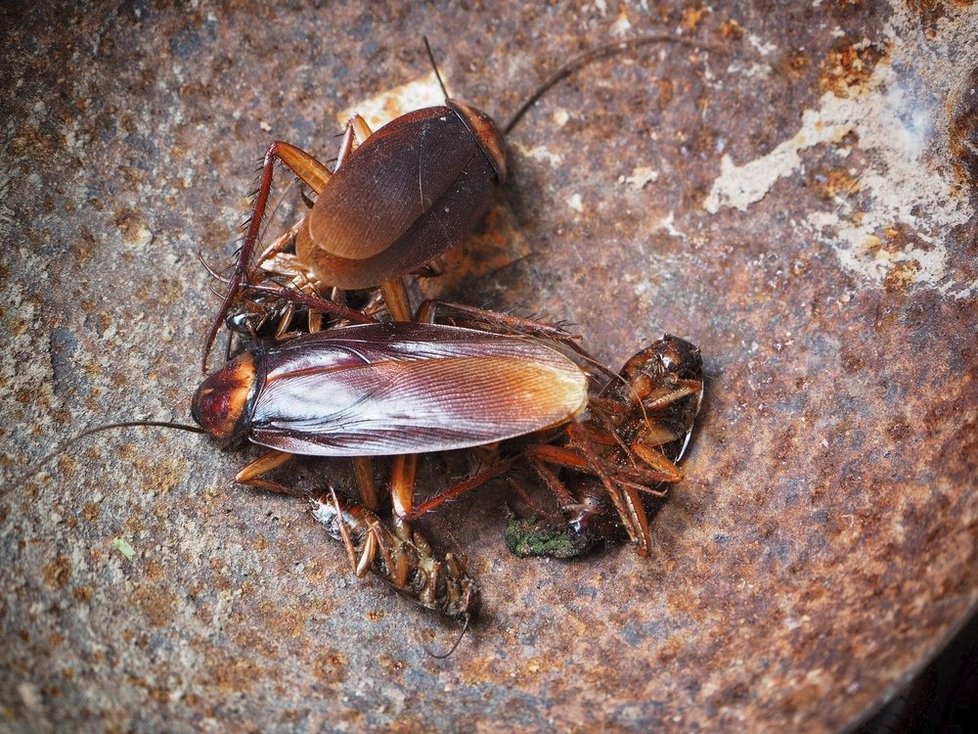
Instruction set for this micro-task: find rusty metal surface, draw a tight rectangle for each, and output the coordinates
[2,1,976,731]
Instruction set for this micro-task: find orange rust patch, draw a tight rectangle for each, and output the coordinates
[884,260,922,292]
[43,555,71,589]
[207,655,264,694]
[816,167,860,200]
[818,42,887,98]
[131,585,178,628]
[680,5,708,31]
[81,502,99,522]
[718,18,744,39]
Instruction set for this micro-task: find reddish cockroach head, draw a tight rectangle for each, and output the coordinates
[191,350,260,442]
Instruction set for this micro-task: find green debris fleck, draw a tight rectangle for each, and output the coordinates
[504,517,592,559]
[112,537,136,560]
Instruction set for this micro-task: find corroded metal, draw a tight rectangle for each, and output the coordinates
[2,2,976,731]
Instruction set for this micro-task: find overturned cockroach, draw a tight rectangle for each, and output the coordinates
[204,35,731,367]
[310,489,479,656]
[399,334,705,558]
[528,336,703,556]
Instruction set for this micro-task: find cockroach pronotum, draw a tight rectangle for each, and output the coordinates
[310,489,479,657]
[203,34,731,367]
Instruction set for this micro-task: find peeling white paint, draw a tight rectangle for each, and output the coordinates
[621,165,658,189]
[748,34,777,57]
[512,141,564,167]
[705,8,977,297]
[339,73,445,131]
[657,211,686,239]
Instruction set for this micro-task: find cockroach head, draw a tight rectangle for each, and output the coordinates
[622,335,703,384]
[191,350,259,443]
[447,99,508,184]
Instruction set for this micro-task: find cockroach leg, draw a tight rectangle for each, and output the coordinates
[524,448,584,507]
[328,485,360,574]
[380,275,413,323]
[203,141,338,371]
[235,449,294,481]
[310,491,481,624]
[415,299,617,380]
[351,457,379,511]
[628,441,683,483]
[335,114,373,169]
[240,282,374,325]
[400,458,516,521]
[390,453,418,520]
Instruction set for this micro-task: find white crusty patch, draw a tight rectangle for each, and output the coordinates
[705,9,977,297]
[339,73,446,132]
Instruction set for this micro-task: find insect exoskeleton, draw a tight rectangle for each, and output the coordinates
[191,321,588,457]
[505,335,705,558]
[310,490,481,623]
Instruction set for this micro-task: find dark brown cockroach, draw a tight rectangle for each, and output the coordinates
[310,489,479,649]
[402,335,704,558]
[203,34,728,368]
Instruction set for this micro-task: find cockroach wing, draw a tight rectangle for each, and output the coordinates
[248,323,587,456]
[297,107,499,289]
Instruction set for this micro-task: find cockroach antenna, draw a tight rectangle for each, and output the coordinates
[427,614,472,660]
[423,36,451,100]
[10,420,205,487]
[503,33,728,135]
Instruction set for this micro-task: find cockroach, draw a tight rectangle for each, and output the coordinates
[17,318,586,630]
[191,319,588,459]
[203,34,730,368]
[520,334,704,557]
[310,488,479,656]
[402,334,705,558]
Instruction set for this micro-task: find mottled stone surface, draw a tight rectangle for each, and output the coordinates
[2,1,976,731]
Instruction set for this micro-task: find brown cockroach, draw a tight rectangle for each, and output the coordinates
[401,334,705,558]
[203,34,730,368]
[310,488,479,656]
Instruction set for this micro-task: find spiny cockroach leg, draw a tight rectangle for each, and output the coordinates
[415,299,617,381]
[400,458,516,521]
[203,141,336,371]
[310,491,481,623]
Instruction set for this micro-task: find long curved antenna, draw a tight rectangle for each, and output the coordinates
[423,36,451,100]
[427,614,471,659]
[8,421,205,489]
[504,34,730,135]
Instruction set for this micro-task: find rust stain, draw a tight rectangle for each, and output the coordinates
[818,42,888,98]
[43,555,71,589]
[131,586,178,628]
